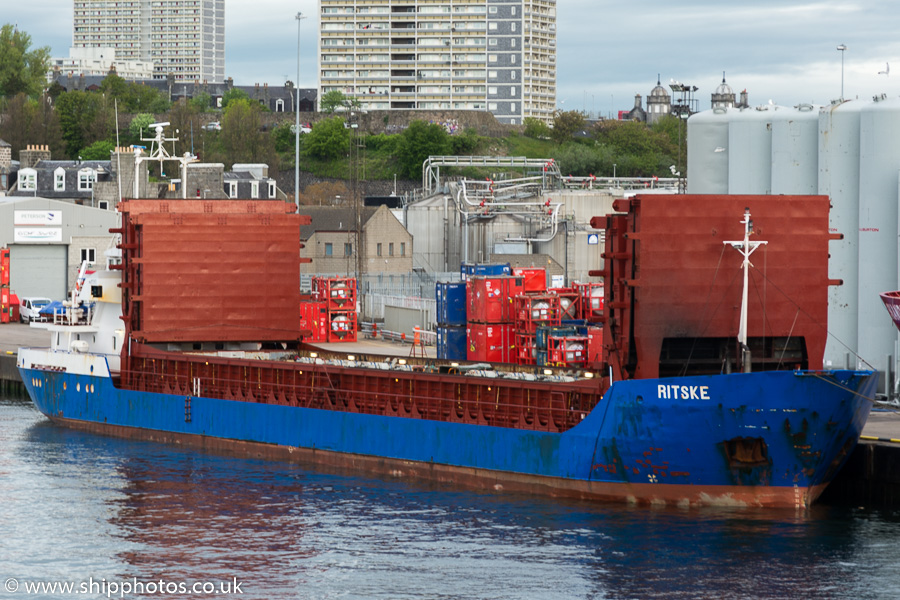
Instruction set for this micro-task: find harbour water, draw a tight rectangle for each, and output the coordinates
[3,391,900,600]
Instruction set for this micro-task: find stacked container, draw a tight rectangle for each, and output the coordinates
[436,281,467,360]
[513,293,561,365]
[466,274,524,363]
[299,299,328,342]
[0,248,11,324]
[309,277,358,343]
[461,262,511,281]
[573,282,604,321]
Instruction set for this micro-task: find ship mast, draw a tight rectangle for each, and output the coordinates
[724,207,767,372]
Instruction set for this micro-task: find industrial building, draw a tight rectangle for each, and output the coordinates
[72,0,225,83]
[316,0,557,124]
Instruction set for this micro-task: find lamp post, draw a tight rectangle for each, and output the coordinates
[295,11,306,212]
[837,44,847,100]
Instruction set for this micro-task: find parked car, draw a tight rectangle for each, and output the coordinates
[19,297,51,322]
[202,121,222,131]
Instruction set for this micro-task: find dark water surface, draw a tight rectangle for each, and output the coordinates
[2,393,900,600]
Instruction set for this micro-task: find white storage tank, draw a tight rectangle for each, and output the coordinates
[728,105,776,194]
[818,99,862,368]
[687,107,730,194]
[771,103,820,194]
[857,94,900,375]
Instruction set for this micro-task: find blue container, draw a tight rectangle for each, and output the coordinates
[437,325,467,360]
[535,349,548,367]
[436,281,467,326]
[460,262,511,280]
[535,325,578,351]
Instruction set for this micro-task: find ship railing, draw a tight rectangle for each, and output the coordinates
[120,359,600,434]
[359,321,436,346]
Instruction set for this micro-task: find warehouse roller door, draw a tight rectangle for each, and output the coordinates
[9,245,68,301]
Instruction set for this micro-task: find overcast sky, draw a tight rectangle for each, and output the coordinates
[10,0,900,117]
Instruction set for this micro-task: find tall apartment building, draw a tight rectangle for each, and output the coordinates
[317,0,556,124]
[72,0,225,83]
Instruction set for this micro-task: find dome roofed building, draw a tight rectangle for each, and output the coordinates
[647,75,671,123]
[711,72,736,109]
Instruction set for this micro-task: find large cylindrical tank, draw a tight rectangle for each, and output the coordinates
[857,95,900,376]
[771,103,820,194]
[687,107,730,194]
[728,105,775,194]
[818,99,862,368]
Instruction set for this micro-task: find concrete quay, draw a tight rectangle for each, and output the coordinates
[2,321,899,507]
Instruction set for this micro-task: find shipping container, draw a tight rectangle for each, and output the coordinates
[550,287,580,320]
[328,310,358,343]
[299,301,328,342]
[314,277,357,311]
[1,248,9,286]
[466,322,514,363]
[535,325,579,350]
[461,262,511,280]
[515,332,537,365]
[437,325,467,360]
[587,326,604,368]
[547,335,589,367]
[436,281,467,326]
[574,282,604,321]
[513,294,561,333]
[467,276,525,323]
[512,267,547,293]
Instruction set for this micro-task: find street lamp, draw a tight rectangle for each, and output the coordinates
[837,44,847,100]
[295,11,306,212]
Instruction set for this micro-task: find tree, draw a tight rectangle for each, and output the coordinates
[319,90,359,114]
[221,88,250,111]
[304,116,349,160]
[128,113,156,145]
[0,93,64,157]
[190,92,212,112]
[54,90,112,158]
[551,110,587,144]
[395,120,450,179]
[80,140,116,160]
[215,98,277,169]
[523,117,551,139]
[0,24,50,99]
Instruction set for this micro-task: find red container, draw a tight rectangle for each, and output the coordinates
[514,294,561,333]
[512,267,547,293]
[299,300,328,342]
[587,326,604,368]
[466,323,514,363]
[328,310,358,343]
[314,277,357,311]
[549,287,581,320]
[0,288,8,324]
[547,335,589,367]
[574,282,604,321]
[466,276,524,323]
[515,332,537,365]
[1,248,9,286]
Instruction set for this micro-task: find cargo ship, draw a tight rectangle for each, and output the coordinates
[18,195,877,508]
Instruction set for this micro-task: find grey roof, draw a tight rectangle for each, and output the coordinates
[297,206,379,240]
[0,139,10,147]
[224,171,257,181]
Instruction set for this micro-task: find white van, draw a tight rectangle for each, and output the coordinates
[19,297,51,322]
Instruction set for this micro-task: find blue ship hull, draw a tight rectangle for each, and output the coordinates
[18,351,877,508]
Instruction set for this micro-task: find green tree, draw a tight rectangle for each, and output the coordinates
[395,120,450,179]
[80,139,116,160]
[125,81,170,113]
[551,110,587,145]
[0,93,64,157]
[0,24,50,99]
[215,98,277,169]
[190,92,212,112]
[221,88,250,111]
[304,116,349,160]
[55,90,110,158]
[128,113,156,145]
[523,117,551,139]
[272,122,295,153]
[319,90,359,114]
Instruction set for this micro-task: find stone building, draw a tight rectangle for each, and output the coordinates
[298,205,413,275]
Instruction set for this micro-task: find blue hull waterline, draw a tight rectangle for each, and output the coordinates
[18,349,876,508]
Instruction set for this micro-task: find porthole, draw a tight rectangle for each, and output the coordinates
[77,383,81,392]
